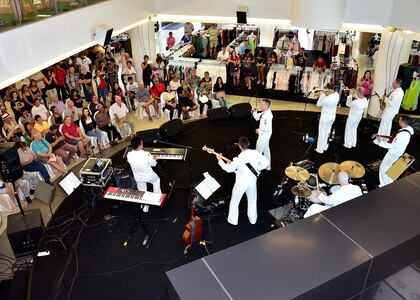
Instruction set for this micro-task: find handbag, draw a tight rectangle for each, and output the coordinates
[198,95,209,104]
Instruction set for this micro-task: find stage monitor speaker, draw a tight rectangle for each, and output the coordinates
[159,119,185,140]
[207,107,230,122]
[229,103,252,118]
[7,209,44,258]
[95,24,113,46]
[236,11,247,24]
[113,170,137,189]
[397,63,415,91]
[0,142,23,181]
[136,128,160,145]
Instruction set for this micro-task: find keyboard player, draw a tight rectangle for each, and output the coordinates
[127,137,162,212]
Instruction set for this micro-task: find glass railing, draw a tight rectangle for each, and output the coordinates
[0,0,106,32]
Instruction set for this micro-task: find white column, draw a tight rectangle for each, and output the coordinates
[368,31,412,117]
[129,20,157,83]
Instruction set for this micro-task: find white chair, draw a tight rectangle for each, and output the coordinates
[47,115,53,126]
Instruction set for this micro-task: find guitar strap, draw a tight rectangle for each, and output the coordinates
[246,163,259,178]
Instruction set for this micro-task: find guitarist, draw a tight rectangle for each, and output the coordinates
[215,136,269,225]
[379,116,413,187]
[373,79,404,147]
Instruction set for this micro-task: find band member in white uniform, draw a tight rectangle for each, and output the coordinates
[379,116,413,187]
[216,136,269,225]
[252,99,273,170]
[304,172,362,218]
[374,79,404,147]
[343,87,368,148]
[127,137,162,211]
[315,84,340,154]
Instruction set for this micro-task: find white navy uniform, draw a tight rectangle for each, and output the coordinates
[379,125,414,187]
[375,87,404,142]
[315,92,340,153]
[218,149,269,225]
[253,108,273,170]
[127,149,161,193]
[304,184,362,218]
[344,95,368,148]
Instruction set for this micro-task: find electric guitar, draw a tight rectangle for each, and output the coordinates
[202,146,232,163]
[373,134,394,143]
[379,88,387,110]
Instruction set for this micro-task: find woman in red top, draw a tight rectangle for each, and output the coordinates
[229,51,241,88]
[61,116,90,157]
[94,69,108,102]
[167,32,175,49]
[359,70,374,99]
[53,63,68,101]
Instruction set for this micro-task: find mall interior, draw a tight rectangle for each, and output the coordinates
[0,0,420,299]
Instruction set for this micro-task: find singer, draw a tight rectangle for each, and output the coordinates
[215,136,269,225]
[252,99,273,170]
[343,87,368,148]
[127,137,162,211]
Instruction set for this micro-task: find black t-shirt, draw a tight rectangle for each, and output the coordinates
[295,54,306,67]
[45,131,66,151]
[79,72,93,89]
[177,86,191,99]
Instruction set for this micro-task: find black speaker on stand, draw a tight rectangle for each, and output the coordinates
[0,142,23,182]
[397,63,415,92]
[159,119,185,140]
[236,11,247,24]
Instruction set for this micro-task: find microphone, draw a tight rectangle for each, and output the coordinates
[153,140,158,143]
[303,134,315,143]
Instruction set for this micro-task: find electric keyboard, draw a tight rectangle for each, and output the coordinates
[103,187,167,207]
[143,148,188,161]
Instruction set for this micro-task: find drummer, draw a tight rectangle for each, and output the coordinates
[304,171,362,218]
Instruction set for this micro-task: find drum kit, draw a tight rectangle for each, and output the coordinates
[284,160,366,219]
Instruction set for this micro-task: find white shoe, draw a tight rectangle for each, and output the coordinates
[142,205,149,213]
[262,81,265,85]
[257,80,261,85]
[156,113,160,119]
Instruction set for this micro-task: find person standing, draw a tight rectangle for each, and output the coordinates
[379,116,413,187]
[127,137,162,212]
[359,70,374,99]
[216,136,269,225]
[315,84,340,154]
[252,99,273,170]
[207,24,220,58]
[343,87,368,148]
[166,32,175,50]
[374,79,404,146]
[304,172,362,218]
[141,55,153,88]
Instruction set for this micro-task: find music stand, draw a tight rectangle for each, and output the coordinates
[57,172,87,225]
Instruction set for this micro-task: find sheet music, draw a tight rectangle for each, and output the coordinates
[59,172,81,196]
[142,191,162,204]
[195,173,221,200]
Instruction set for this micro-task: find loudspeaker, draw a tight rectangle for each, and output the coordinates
[7,209,44,258]
[229,103,252,118]
[236,11,247,24]
[113,170,137,189]
[207,107,231,122]
[159,119,185,140]
[136,128,160,145]
[95,24,113,46]
[0,142,23,181]
[397,63,415,91]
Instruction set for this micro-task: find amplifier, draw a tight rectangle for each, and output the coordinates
[80,158,113,187]
[7,209,44,258]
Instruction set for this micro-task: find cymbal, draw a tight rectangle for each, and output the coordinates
[340,161,366,178]
[318,162,340,184]
[291,185,311,197]
[285,166,310,181]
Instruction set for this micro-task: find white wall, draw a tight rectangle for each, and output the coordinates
[0,0,154,89]
[343,0,394,26]
[153,0,293,21]
[391,0,420,33]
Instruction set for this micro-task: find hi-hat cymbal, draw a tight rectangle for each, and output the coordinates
[340,161,366,178]
[291,185,311,197]
[318,162,340,184]
[285,166,310,181]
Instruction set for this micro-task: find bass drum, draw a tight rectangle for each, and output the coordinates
[367,93,383,119]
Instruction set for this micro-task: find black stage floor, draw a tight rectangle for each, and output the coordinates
[27,110,419,300]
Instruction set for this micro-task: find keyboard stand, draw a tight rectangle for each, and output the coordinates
[123,204,157,248]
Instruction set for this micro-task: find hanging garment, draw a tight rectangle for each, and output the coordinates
[401,80,420,110]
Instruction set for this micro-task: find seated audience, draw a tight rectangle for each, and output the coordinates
[31,99,49,121]
[45,125,77,165]
[61,116,90,157]
[80,108,106,150]
[63,99,82,123]
[94,104,121,145]
[161,84,181,120]
[109,96,134,139]
[17,141,51,183]
[31,131,67,174]
[33,114,50,136]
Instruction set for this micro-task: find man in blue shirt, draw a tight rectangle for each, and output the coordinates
[31,131,67,174]
[180,32,191,45]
